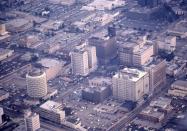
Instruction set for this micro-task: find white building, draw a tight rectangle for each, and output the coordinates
[38,100,65,124]
[0,107,4,124]
[24,111,40,131]
[112,68,149,101]
[71,43,97,76]
[26,70,48,98]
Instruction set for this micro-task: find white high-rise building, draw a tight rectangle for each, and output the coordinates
[71,43,97,76]
[85,45,97,71]
[0,24,8,36]
[112,68,149,101]
[26,70,48,98]
[0,107,4,124]
[24,111,40,131]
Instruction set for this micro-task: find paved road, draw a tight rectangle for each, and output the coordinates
[107,78,174,131]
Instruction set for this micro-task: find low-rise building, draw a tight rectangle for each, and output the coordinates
[157,36,176,52]
[138,106,165,123]
[82,86,111,103]
[37,58,65,80]
[6,18,33,33]
[0,90,9,102]
[168,80,187,97]
[166,62,186,77]
[37,100,65,124]
[88,77,112,87]
[0,48,14,61]
[150,97,172,113]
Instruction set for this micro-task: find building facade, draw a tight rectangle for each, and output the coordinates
[24,111,40,131]
[143,58,166,92]
[37,100,65,124]
[112,68,149,101]
[71,43,97,76]
[118,41,154,67]
[26,70,48,98]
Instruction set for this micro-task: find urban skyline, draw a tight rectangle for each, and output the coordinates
[0,0,187,131]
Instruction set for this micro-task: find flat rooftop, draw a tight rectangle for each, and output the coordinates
[84,86,108,93]
[38,58,64,68]
[113,68,148,82]
[141,106,164,118]
[40,100,63,113]
[172,80,187,88]
[150,97,171,109]
[6,18,30,28]
[28,69,44,77]
[0,48,13,56]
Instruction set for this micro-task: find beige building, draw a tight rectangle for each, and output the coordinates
[112,68,149,101]
[89,77,112,87]
[157,36,176,52]
[168,80,187,97]
[26,70,48,98]
[118,41,154,67]
[24,111,40,131]
[37,100,65,124]
[143,57,166,92]
[0,24,8,36]
[37,58,64,80]
[71,43,97,76]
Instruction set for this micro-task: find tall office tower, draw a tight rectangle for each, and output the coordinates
[89,30,117,65]
[143,57,166,92]
[71,43,97,76]
[0,24,7,36]
[85,45,97,72]
[112,68,149,101]
[0,107,4,124]
[24,111,40,131]
[26,69,48,98]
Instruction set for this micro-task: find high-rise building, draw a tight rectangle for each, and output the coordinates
[26,69,48,98]
[0,24,8,36]
[85,45,98,72]
[143,57,166,92]
[89,30,117,65]
[71,43,97,76]
[24,111,40,131]
[0,107,4,124]
[112,68,149,101]
[118,41,154,67]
